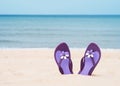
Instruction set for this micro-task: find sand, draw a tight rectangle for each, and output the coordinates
[0,48,120,86]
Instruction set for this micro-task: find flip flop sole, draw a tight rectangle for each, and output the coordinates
[54,42,73,74]
[79,43,101,75]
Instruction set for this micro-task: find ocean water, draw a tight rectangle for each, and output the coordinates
[0,15,120,48]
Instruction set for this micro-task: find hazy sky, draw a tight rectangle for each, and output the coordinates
[0,0,120,15]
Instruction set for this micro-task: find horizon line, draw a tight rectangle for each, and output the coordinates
[0,14,120,16]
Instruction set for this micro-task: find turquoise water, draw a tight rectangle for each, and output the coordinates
[0,15,120,48]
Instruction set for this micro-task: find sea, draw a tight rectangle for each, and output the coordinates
[0,15,120,49]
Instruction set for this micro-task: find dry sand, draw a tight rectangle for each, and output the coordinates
[0,48,120,86]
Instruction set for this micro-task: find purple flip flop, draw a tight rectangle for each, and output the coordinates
[54,42,73,74]
[78,43,101,75]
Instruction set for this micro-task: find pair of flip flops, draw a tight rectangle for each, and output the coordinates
[54,42,101,75]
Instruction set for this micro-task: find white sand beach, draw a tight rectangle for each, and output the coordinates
[0,48,120,86]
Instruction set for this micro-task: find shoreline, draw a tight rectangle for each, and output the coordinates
[0,48,120,50]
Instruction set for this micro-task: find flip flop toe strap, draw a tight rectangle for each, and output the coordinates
[58,57,69,66]
[85,49,96,66]
[91,57,95,66]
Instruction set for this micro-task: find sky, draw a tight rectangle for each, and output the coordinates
[0,0,120,15]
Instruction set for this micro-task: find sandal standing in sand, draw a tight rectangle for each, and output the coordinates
[54,42,73,74]
[78,43,101,75]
